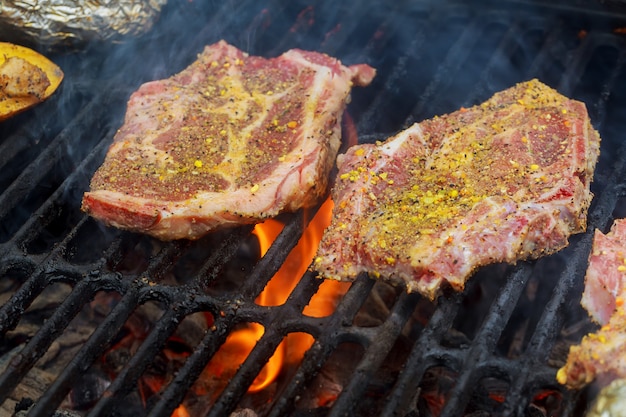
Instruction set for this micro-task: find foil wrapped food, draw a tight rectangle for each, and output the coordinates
[586,379,626,417]
[0,0,168,46]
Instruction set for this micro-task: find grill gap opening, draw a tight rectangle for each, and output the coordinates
[176,321,270,414]
[465,375,510,416]
[1,284,104,414]
[2,281,73,362]
[351,330,414,417]
[418,365,459,417]
[173,230,256,290]
[450,264,511,343]
[24,204,83,255]
[88,296,173,414]
[294,341,365,412]
[0,270,29,313]
[527,386,567,417]
[495,256,569,359]
[65,219,120,265]
[351,281,403,327]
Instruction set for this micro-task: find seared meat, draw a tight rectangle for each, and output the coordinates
[82,40,375,240]
[313,79,600,299]
[558,219,626,389]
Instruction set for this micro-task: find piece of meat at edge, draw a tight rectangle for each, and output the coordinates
[581,219,626,325]
[82,40,375,240]
[313,79,601,300]
[557,219,626,389]
[557,294,626,390]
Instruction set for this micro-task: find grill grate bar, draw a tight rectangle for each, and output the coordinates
[381,295,462,417]
[207,326,287,417]
[240,212,305,301]
[266,274,375,417]
[89,302,191,417]
[328,290,420,417]
[438,263,534,416]
[145,212,307,417]
[0,90,120,223]
[146,312,241,417]
[27,284,142,417]
[501,233,594,416]
[0,278,97,407]
[588,138,626,232]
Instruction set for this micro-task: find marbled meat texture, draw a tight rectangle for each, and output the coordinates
[581,219,626,325]
[313,79,600,299]
[557,219,626,389]
[82,40,375,240]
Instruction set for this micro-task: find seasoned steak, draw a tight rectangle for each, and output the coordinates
[313,79,600,299]
[581,219,626,324]
[558,219,626,389]
[82,40,375,240]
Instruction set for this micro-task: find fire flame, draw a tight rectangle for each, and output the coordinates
[172,405,190,417]
[240,196,349,392]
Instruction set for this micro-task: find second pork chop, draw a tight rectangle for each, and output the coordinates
[314,79,600,299]
[82,40,375,240]
[557,219,626,389]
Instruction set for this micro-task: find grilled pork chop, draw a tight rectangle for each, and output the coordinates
[82,40,375,240]
[581,219,626,324]
[313,79,600,299]
[557,219,626,389]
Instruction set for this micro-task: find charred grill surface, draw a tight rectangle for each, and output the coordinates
[1,1,626,416]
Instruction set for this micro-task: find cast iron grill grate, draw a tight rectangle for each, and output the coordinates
[1,1,626,416]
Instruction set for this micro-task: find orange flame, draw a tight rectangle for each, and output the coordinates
[240,197,349,392]
[172,405,190,417]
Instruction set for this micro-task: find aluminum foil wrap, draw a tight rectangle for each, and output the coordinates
[586,378,626,417]
[0,0,168,46]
